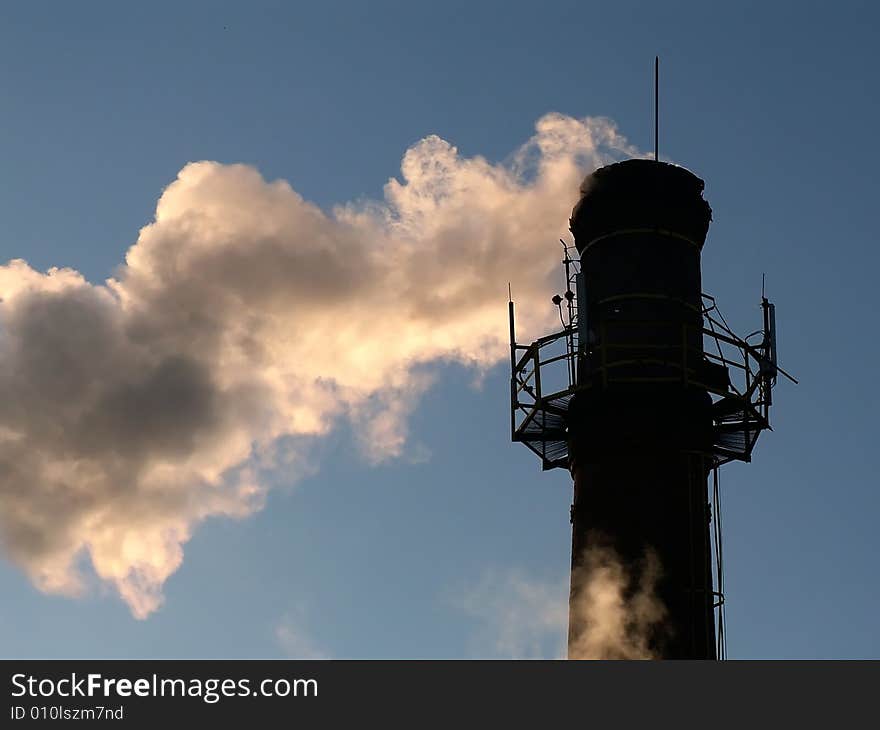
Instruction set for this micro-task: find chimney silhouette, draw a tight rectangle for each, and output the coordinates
[510,158,790,658]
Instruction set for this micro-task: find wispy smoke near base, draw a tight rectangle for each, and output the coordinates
[457,568,569,659]
[568,545,668,660]
[0,113,638,617]
[456,546,668,660]
[275,610,329,659]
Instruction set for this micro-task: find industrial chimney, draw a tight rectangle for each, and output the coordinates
[509,158,792,659]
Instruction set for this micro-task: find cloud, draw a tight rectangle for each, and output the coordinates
[0,113,638,617]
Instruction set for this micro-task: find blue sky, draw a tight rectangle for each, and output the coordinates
[0,1,877,658]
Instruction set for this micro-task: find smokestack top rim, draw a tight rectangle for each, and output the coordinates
[571,158,712,253]
[579,158,706,197]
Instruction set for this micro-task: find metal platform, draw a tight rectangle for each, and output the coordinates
[510,281,794,470]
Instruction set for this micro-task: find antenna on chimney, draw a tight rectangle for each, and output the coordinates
[654,56,659,161]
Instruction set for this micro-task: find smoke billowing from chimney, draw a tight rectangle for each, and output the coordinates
[568,545,668,660]
[0,113,638,617]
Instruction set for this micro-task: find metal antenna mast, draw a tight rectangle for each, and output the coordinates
[654,56,659,161]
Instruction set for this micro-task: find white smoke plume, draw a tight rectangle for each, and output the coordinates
[0,113,638,617]
[568,546,667,660]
